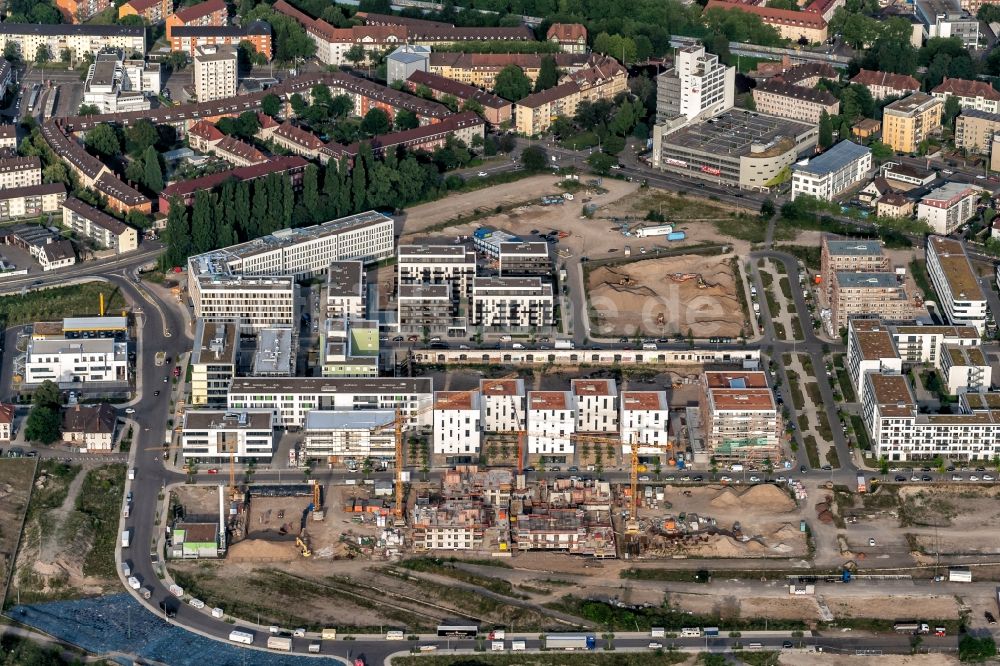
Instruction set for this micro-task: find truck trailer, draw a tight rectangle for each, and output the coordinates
[121,529,130,548]
[544,634,596,650]
[267,636,292,651]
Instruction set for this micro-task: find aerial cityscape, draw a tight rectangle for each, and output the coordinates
[3,0,1000,664]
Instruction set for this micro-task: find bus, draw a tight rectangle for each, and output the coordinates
[437,624,478,638]
[228,630,254,645]
[26,84,40,113]
[544,634,596,650]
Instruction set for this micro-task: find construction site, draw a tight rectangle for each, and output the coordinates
[586,254,746,339]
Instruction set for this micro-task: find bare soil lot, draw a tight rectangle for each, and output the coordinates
[586,254,744,338]
[0,459,35,605]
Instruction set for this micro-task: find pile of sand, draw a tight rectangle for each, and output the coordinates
[227,538,297,561]
[772,523,802,540]
[741,484,796,512]
[710,488,742,509]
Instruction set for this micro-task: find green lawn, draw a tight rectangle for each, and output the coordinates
[0,281,126,328]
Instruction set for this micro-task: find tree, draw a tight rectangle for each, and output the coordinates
[869,141,894,164]
[84,123,121,158]
[534,55,559,92]
[124,119,157,157]
[34,44,50,66]
[587,151,617,174]
[344,44,367,67]
[42,161,68,185]
[33,380,61,409]
[234,181,251,240]
[191,190,215,254]
[125,159,144,187]
[3,42,20,64]
[818,111,834,149]
[521,145,548,171]
[958,635,996,662]
[60,47,71,64]
[163,197,191,268]
[143,145,163,192]
[289,93,309,116]
[24,406,60,444]
[302,163,319,221]
[164,51,189,71]
[361,108,390,136]
[943,94,961,129]
[311,83,333,108]
[77,104,100,116]
[261,93,282,118]
[493,65,533,102]
[760,198,776,218]
[394,108,419,131]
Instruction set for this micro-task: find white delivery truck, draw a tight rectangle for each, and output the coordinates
[651,627,666,638]
[121,529,131,548]
[127,576,140,590]
[511,640,526,651]
[211,607,224,618]
[308,643,321,653]
[491,641,504,651]
[168,584,183,597]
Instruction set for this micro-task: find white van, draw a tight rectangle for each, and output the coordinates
[512,343,524,349]
[511,641,526,651]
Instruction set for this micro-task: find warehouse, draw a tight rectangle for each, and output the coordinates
[652,109,818,190]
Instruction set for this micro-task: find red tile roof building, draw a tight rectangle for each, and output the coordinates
[849,69,921,100]
[158,155,309,213]
[118,0,171,23]
[546,23,588,54]
[931,77,1000,114]
[406,70,512,126]
[166,0,226,40]
[704,0,828,43]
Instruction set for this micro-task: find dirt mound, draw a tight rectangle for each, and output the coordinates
[772,523,802,540]
[818,510,834,523]
[710,488,742,509]
[740,484,795,511]
[228,538,298,561]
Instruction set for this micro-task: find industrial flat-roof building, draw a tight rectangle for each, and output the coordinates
[191,320,239,406]
[652,109,818,190]
[25,337,128,385]
[791,140,872,201]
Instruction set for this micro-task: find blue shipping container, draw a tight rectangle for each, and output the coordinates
[667,231,686,241]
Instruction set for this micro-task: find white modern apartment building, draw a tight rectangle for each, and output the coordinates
[227,377,433,429]
[917,183,981,234]
[891,323,980,365]
[480,378,526,432]
[0,156,40,190]
[620,391,670,454]
[471,277,554,329]
[571,379,618,433]
[433,390,482,454]
[180,410,275,462]
[655,44,734,123]
[190,275,297,329]
[0,23,145,62]
[320,318,380,377]
[700,371,781,462]
[791,140,871,201]
[190,320,238,406]
[187,212,394,295]
[25,337,128,385]
[940,344,992,394]
[926,235,987,333]
[527,391,575,454]
[303,409,396,459]
[193,44,237,103]
[845,319,905,403]
[325,261,366,320]
[397,244,477,297]
[62,197,138,254]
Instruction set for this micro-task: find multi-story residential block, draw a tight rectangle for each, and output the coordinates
[251,327,295,377]
[62,404,117,452]
[405,70,512,126]
[831,271,913,331]
[917,182,981,234]
[387,44,430,86]
[771,62,838,88]
[193,44,237,103]
[527,391,575,454]
[497,242,551,277]
[171,22,272,59]
[752,79,840,124]
[0,183,67,222]
[191,275,297,329]
[433,391,482,454]
[882,92,944,153]
[845,319,904,403]
[940,344,992,394]
[546,23,587,53]
[181,410,275,462]
[848,69,921,100]
[0,24,145,63]
[398,284,460,335]
[932,77,1000,113]
[94,171,150,215]
[915,0,979,47]
[480,378,526,433]
[190,320,238,406]
[325,261,366,320]
[471,277,554,330]
[319,318,380,377]
[0,156,40,190]
[61,197,138,254]
[397,244,476,297]
[166,0,227,40]
[655,44,734,123]
[321,111,485,164]
[119,0,172,24]
[226,377,433,429]
[0,124,17,152]
[700,371,781,462]
[25,337,128,384]
[411,500,486,551]
[259,120,324,159]
[891,323,980,365]
[56,0,112,24]
[514,58,628,135]
[192,128,267,167]
[303,410,396,460]
[703,1,829,42]
[571,379,618,435]
[926,235,987,333]
[619,391,670,454]
[159,156,308,213]
[791,140,871,201]
[876,192,915,219]
[955,109,1000,154]
[820,236,889,297]
[427,52,593,90]
[187,211,394,311]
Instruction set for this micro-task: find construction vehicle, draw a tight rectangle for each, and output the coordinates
[295,536,312,557]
